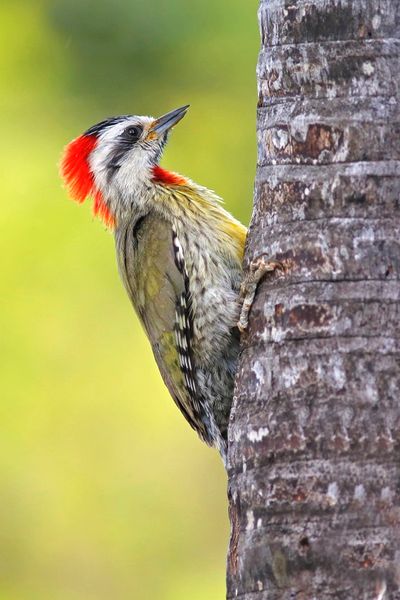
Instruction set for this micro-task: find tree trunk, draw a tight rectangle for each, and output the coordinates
[227,1,400,598]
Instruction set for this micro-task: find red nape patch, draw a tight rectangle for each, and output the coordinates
[93,190,116,229]
[60,134,97,203]
[152,165,187,186]
[60,134,116,228]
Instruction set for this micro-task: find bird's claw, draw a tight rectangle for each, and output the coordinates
[238,256,284,332]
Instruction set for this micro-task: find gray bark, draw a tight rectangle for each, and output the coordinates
[227,1,400,598]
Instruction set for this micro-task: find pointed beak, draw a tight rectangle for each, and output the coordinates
[149,105,189,138]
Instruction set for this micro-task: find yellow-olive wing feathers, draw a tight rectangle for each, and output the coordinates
[115,213,208,441]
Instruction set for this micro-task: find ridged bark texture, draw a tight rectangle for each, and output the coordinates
[227,1,400,598]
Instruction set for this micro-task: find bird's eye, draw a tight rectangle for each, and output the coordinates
[124,126,142,141]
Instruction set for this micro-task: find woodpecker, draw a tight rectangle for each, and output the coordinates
[60,105,248,463]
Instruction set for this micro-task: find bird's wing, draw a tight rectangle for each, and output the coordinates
[116,214,209,443]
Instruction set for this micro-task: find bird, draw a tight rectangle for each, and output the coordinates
[60,105,248,464]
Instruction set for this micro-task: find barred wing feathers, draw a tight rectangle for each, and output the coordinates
[116,214,209,443]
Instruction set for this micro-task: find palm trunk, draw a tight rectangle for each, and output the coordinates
[227,1,400,598]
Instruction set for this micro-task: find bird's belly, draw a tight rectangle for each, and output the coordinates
[191,281,241,439]
[190,281,240,365]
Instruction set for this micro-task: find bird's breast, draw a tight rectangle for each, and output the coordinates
[178,228,242,366]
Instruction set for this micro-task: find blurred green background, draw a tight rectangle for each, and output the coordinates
[0,1,258,598]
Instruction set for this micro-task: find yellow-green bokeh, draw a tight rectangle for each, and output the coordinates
[0,1,258,598]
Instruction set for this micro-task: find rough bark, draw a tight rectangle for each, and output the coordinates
[227,1,400,598]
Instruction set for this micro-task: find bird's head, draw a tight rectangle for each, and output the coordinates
[60,105,189,228]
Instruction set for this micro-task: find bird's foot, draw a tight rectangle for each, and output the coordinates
[238,256,284,332]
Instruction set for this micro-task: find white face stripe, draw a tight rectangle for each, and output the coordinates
[87,115,160,218]
[97,116,154,144]
[89,115,155,170]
